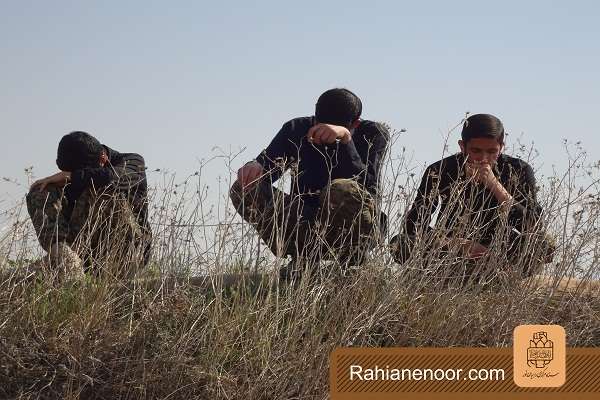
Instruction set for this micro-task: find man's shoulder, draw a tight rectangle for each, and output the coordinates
[426,153,462,172]
[281,116,314,132]
[121,152,146,165]
[108,147,146,169]
[499,153,534,172]
[356,120,390,142]
[271,117,314,145]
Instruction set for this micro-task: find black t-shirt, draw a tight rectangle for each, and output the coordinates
[403,152,541,246]
[255,116,389,210]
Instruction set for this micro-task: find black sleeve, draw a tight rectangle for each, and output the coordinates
[507,163,542,233]
[403,165,441,237]
[111,154,147,193]
[70,153,147,195]
[69,167,114,193]
[255,120,295,183]
[334,121,390,196]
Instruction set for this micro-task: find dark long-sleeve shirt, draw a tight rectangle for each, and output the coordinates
[403,153,541,246]
[65,145,151,239]
[255,116,389,211]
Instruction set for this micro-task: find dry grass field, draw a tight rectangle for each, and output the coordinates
[1,136,598,399]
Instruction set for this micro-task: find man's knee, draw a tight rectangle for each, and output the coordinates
[26,188,50,212]
[229,179,270,228]
[229,180,244,211]
[321,179,375,226]
[26,190,39,217]
[26,188,69,251]
[26,187,63,218]
[326,179,372,207]
[328,178,362,197]
[229,179,274,217]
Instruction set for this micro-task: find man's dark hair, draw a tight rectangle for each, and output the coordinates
[461,114,505,144]
[56,131,104,171]
[315,88,362,128]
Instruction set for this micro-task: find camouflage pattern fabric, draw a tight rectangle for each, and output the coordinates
[230,177,376,265]
[26,186,72,251]
[230,178,314,259]
[314,178,377,264]
[27,186,148,276]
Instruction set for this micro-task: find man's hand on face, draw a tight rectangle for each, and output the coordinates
[465,161,498,189]
[237,161,264,189]
[465,160,514,204]
[30,171,72,192]
[307,123,351,145]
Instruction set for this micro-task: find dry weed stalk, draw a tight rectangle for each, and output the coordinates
[0,130,598,399]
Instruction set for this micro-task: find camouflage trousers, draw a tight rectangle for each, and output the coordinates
[230,178,378,265]
[26,186,149,275]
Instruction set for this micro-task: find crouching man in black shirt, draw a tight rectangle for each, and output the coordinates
[230,88,389,280]
[390,114,554,283]
[26,131,152,281]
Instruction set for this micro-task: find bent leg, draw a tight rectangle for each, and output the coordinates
[389,233,416,264]
[317,178,376,265]
[26,186,70,251]
[229,179,314,258]
[507,230,556,277]
[71,189,147,275]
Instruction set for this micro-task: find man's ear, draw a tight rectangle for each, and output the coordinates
[458,140,466,154]
[349,119,361,131]
[99,151,109,166]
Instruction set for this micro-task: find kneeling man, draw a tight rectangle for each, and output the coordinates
[26,131,152,281]
[391,114,554,282]
[230,88,389,279]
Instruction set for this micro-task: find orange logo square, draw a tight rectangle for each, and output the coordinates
[513,324,566,387]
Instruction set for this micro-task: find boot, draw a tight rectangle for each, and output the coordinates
[48,242,85,283]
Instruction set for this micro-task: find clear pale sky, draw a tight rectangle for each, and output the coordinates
[2,1,599,207]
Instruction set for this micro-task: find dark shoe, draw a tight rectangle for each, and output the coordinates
[279,259,303,282]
